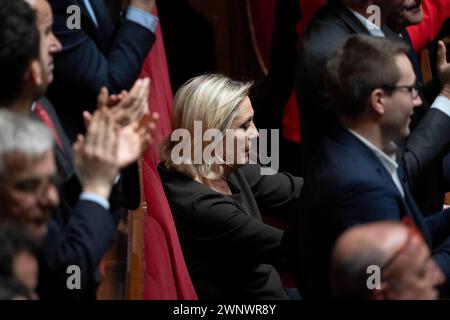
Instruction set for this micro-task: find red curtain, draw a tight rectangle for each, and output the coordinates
[140,7,197,300]
[247,0,277,71]
[249,0,325,143]
[283,0,325,144]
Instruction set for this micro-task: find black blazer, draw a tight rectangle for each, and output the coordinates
[286,127,450,298]
[47,0,156,140]
[158,164,303,300]
[295,1,450,214]
[37,199,116,300]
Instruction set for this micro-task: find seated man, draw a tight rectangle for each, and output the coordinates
[0,109,143,299]
[0,0,156,214]
[289,34,450,298]
[331,221,444,300]
[296,0,450,215]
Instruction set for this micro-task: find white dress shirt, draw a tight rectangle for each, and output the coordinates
[346,7,450,119]
[348,129,405,198]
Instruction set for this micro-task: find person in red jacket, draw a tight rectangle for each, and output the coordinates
[404,0,450,53]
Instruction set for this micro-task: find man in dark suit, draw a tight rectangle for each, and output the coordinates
[0,0,153,299]
[385,1,450,214]
[47,0,157,141]
[289,35,450,298]
[0,108,121,300]
[19,0,155,212]
[296,0,450,214]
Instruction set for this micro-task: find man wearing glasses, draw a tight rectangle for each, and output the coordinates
[290,35,450,299]
[296,0,450,216]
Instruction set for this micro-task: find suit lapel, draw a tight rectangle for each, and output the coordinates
[381,24,401,40]
[334,128,433,245]
[331,3,372,36]
[397,166,433,245]
[333,128,401,194]
[76,0,110,52]
[88,0,115,47]
[36,98,76,180]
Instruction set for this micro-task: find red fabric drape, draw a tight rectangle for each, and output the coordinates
[140,7,197,300]
[407,0,450,54]
[248,0,277,71]
[282,0,325,143]
[248,0,325,143]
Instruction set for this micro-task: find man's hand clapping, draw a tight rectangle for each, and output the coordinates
[73,109,119,199]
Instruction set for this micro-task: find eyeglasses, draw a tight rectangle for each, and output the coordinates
[1,174,62,196]
[381,82,421,99]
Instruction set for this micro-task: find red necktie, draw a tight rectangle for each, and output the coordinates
[33,101,64,150]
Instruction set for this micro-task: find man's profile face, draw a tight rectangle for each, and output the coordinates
[29,0,62,93]
[402,0,423,26]
[380,54,422,140]
[0,150,59,241]
[376,0,410,16]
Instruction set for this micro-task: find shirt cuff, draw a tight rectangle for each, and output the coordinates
[80,192,110,210]
[126,6,158,33]
[431,95,450,118]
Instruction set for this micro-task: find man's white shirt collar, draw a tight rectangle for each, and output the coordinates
[347,128,404,197]
[346,7,386,38]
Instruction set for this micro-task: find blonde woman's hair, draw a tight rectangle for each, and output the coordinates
[160,74,253,180]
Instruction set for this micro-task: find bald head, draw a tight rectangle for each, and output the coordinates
[331,221,444,300]
[333,222,409,269]
[331,222,409,299]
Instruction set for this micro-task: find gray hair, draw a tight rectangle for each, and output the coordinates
[0,110,53,176]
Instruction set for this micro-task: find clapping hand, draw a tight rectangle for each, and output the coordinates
[73,109,119,199]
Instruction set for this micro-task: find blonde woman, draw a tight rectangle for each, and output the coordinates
[159,74,303,299]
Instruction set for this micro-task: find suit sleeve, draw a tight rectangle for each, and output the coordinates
[189,192,284,265]
[425,208,450,247]
[240,164,303,210]
[428,208,450,281]
[50,0,155,110]
[328,181,403,234]
[402,108,450,190]
[43,200,116,286]
[425,207,450,280]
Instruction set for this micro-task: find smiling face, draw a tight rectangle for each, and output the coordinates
[375,0,411,17]
[0,150,59,241]
[401,0,423,25]
[387,0,423,30]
